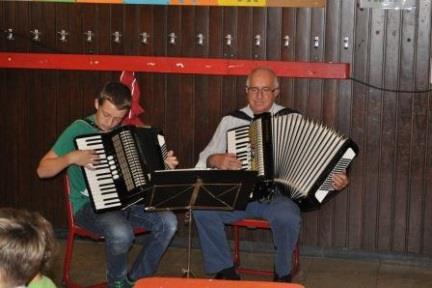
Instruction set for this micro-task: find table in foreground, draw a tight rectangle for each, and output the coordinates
[135,277,304,288]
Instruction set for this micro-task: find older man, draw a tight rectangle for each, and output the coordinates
[193,67,349,282]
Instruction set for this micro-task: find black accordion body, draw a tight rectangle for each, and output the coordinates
[227,113,359,210]
[74,125,168,213]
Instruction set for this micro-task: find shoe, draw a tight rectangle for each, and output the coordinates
[109,278,135,288]
[214,266,241,280]
[274,273,292,283]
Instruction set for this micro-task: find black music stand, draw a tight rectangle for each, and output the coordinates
[144,169,257,278]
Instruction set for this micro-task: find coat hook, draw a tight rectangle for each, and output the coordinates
[112,31,122,43]
[4,28,14,41]
[196,33,204,46]
[139,32,150,45]
[343,36,349,49]
[225,34,233,46]
[168,32,177,45]
[83,31,94,43]
[283,35,290,47]
[30,29,42,41]
[254,34,262,47]
[313,36,320,48]
[57,29,69,42]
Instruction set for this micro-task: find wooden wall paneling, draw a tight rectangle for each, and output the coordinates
[137,5,158,126]
[52,4,85,226]
[123,4,139,55]
[348,4,369,250]
[362,8,385,251]
[425,112,432,254]
[279,8,296,109]
[307,8,336,247]
[318,2,340,248]
[136,6,152,126]
[311,7,335,248]
[221,8,238,116]
[406,4,431,254]
[0,1,4,51]
[393,9,416,253]
[266,7,282,60]
[193,6,213,164]
[326,0,350,249]
[110,4,125,55]
[306,8,324,120]
[378,10,401,252]
[28,2,59,223]
[80,4,103,115]
[235,7,253,108]
[2,1,29,53]
[178,6,195,167]
[0,0,4,203]
[81,4,98,55]
[99,6,116,84]
[195,7,223,161]
[55,3,84,123]
[419,0,432,256]
[336,0,355,136]
[335,0,356,249]
[251,7,266,61]
[295,7,319,247]
[165,6,182,166]
[292,8,311,115]
[322,1,340,126]
[0,1,28,208]
[91,6,115,85]
[96,4,111,54]
[144,6,167,131]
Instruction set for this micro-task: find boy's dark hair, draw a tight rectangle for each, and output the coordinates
[97,81,132,110]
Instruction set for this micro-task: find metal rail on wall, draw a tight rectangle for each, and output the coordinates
[0,53,350,79]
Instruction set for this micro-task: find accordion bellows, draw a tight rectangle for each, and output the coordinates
[227,113,358,210]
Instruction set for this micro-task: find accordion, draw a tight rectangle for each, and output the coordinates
[75,125,168,213]
[227,113,358,210]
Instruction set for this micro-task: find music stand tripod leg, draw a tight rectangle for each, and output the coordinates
[181,207,197,278]
[182,178,203,278]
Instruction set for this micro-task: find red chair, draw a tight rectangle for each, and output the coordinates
[63,175,147,288]
[231,219,300,277]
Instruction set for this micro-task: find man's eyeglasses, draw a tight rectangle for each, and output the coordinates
[246,86,278,95]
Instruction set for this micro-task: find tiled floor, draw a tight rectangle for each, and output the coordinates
[49,239,432,288]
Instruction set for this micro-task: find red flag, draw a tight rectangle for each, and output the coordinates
[120,71,145,126]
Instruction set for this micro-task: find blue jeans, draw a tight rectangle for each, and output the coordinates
[75,203,177,285]
[193,196,301,277]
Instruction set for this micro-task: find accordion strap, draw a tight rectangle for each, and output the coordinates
[228,110,253,122]
[81,118,102,131]
[228,107,299,122]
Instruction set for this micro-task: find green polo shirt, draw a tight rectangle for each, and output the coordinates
[52,115,99,214]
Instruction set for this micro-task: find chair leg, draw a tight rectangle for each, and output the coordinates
[291,242,300,277]
[233,224,300,278]
[233,225,241,266]
[63,231,76,287]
